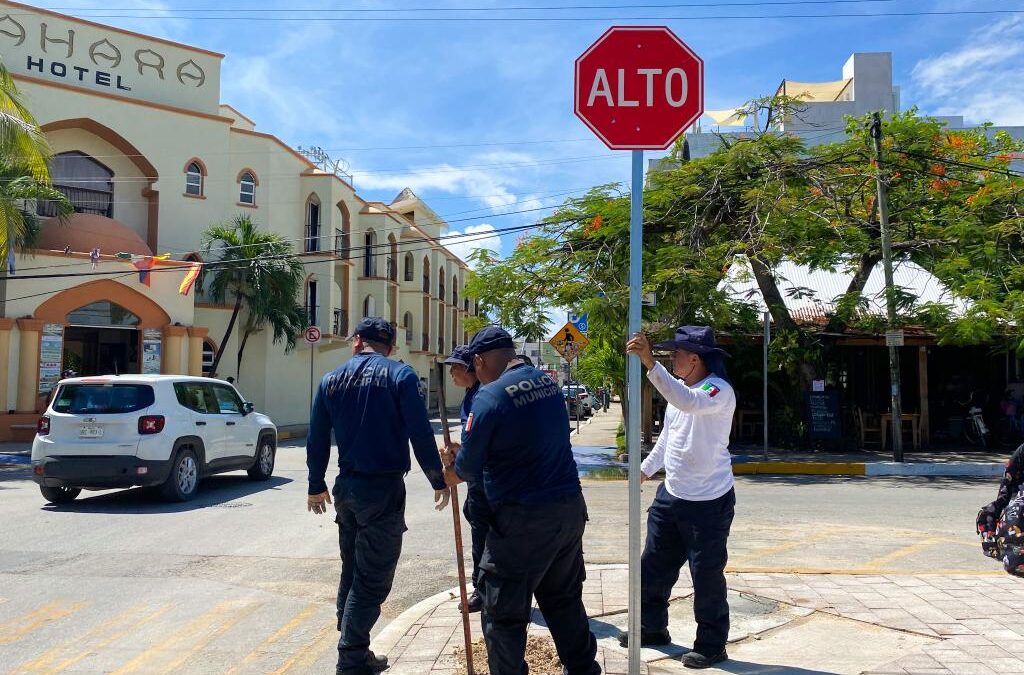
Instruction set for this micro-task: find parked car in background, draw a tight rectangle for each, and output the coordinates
[562,385,593,417]
[32,375,278,504]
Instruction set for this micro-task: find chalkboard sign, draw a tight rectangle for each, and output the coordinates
[806,391,841,440]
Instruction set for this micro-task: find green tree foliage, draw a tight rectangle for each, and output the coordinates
[467,102,1024,420]
[201,215,307,378]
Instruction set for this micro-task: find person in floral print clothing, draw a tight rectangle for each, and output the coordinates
[977,443,1024,577]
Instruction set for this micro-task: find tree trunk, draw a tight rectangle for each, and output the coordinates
[236,326,256,382]
[749,255,799,332]
[210,290,242,377]
[824,252,881,335]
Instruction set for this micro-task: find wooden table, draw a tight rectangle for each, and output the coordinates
[880,413,921,451]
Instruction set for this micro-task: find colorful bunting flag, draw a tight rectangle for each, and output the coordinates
[132,256,154,286]
[179,262,202,296]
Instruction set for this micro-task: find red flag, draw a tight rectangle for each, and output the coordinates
[179,262,202,296]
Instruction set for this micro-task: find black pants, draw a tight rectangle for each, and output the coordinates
[641,484,735,655]
[464,482,491,588]
[334,475,407,673]
[479,492,601,675]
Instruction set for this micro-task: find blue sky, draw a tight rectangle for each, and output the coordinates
[25,1,1024,271]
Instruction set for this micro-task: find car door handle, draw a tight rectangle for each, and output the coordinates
[195,421,207,426]
[226,421,236,426]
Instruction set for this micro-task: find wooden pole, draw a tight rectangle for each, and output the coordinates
[436,361,474,675]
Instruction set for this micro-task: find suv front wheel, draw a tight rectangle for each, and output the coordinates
[161,448,200,501]
[248,437,275,481]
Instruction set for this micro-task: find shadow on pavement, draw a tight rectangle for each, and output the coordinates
[733,474,993,489]
[0,466,31,483]
[39,474,293,514]
[702,661,839,675]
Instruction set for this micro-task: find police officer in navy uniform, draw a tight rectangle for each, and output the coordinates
[445,327,601,675]
[307,317,451,675]
[442,345,487,612]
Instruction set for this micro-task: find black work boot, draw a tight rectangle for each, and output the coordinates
[617,629,672,648]
[467,590,483,613]
[682,649,728,669]
[367,650,389,672]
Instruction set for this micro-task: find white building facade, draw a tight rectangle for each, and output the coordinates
[0,1,477,438]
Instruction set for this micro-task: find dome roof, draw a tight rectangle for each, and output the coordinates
[37,213,153,257]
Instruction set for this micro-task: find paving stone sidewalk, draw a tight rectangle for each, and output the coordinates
[374,564,1024,675]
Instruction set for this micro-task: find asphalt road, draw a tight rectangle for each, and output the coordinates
[0,440,1001,673]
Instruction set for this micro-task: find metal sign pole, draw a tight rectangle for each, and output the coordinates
[627,148,643,674]
[763,311,770,461]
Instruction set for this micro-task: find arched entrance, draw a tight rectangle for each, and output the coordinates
[63,301,142,375]
[35,279,173,377]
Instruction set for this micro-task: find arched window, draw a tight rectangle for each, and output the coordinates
[305,277,319,325]
[388,234,398,281]
[305,194,321,252]
[422,257,431,294]
[404,253,414,282]
[363,295,376,317]
[403,311,413,344]
[238,170,257,205]
[452,275,459,307]
[202,340,216,375]
[438,270,446,302]
[185,160,204,197]
[39,151,114,218]
[336,201,351,259]
[363,230,378,277]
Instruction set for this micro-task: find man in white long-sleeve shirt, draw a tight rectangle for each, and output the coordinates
[621,326,736,670]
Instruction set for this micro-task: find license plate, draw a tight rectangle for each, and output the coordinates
[79,426,103,439]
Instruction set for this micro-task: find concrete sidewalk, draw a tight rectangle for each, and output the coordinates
[373,564,1023,674]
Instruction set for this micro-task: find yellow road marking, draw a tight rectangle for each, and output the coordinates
[34,606,169,675]
[227,604,319,675]
[861,537,947,570]
[0,602,87,646]
[158,602,261,674]
[272,622,336,674]
[16,603,147,672]
[109,600,241,674]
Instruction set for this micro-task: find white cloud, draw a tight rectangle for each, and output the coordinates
[355,163,522,210]
[445,224,501,268]
[911,17,1024,125]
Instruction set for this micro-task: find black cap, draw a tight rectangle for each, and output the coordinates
[653,325,728,356]
[468,326,514,357]
[351,317,396,345]
[443,346,475,371]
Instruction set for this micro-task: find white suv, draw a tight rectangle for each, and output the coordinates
[32,375,278,504]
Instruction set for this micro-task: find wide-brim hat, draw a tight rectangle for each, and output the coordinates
[653,325,729,356]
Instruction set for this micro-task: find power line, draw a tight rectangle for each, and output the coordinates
[894,149,1024,180]
[43,0,925,11]
[26,8,1024,21]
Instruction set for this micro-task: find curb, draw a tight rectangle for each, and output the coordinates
[731,460,1003,477]
[374,586,465,655]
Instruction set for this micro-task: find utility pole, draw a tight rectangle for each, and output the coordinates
[871,111,904,462]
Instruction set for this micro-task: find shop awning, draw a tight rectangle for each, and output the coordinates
[776,79,852,102]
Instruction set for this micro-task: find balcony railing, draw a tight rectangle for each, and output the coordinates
[37,185,112,218]
[422,333,429,352]
[335,231,350,259]
[405,326,413,345]
[305,224,321,253]
[306,304,320,327]
[332,309,348,336]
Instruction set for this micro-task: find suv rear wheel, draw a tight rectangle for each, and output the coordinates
[248,437,275,481]
[40,486,81,504]
[160,448,200,501]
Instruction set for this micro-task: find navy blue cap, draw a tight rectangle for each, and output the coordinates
[653,325,728,356]
[443,346,475,371]
[468,326,514,356]
[351,316,396,345]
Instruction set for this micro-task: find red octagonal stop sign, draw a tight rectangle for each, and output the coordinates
[575,26,704,150]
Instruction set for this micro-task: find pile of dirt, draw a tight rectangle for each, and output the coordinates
[454,636,563,675]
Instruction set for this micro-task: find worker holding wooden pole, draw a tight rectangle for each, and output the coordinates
[442,327,601,675]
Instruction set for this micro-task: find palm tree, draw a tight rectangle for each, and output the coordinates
[202,215,307,377]
[0,61,71,267]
